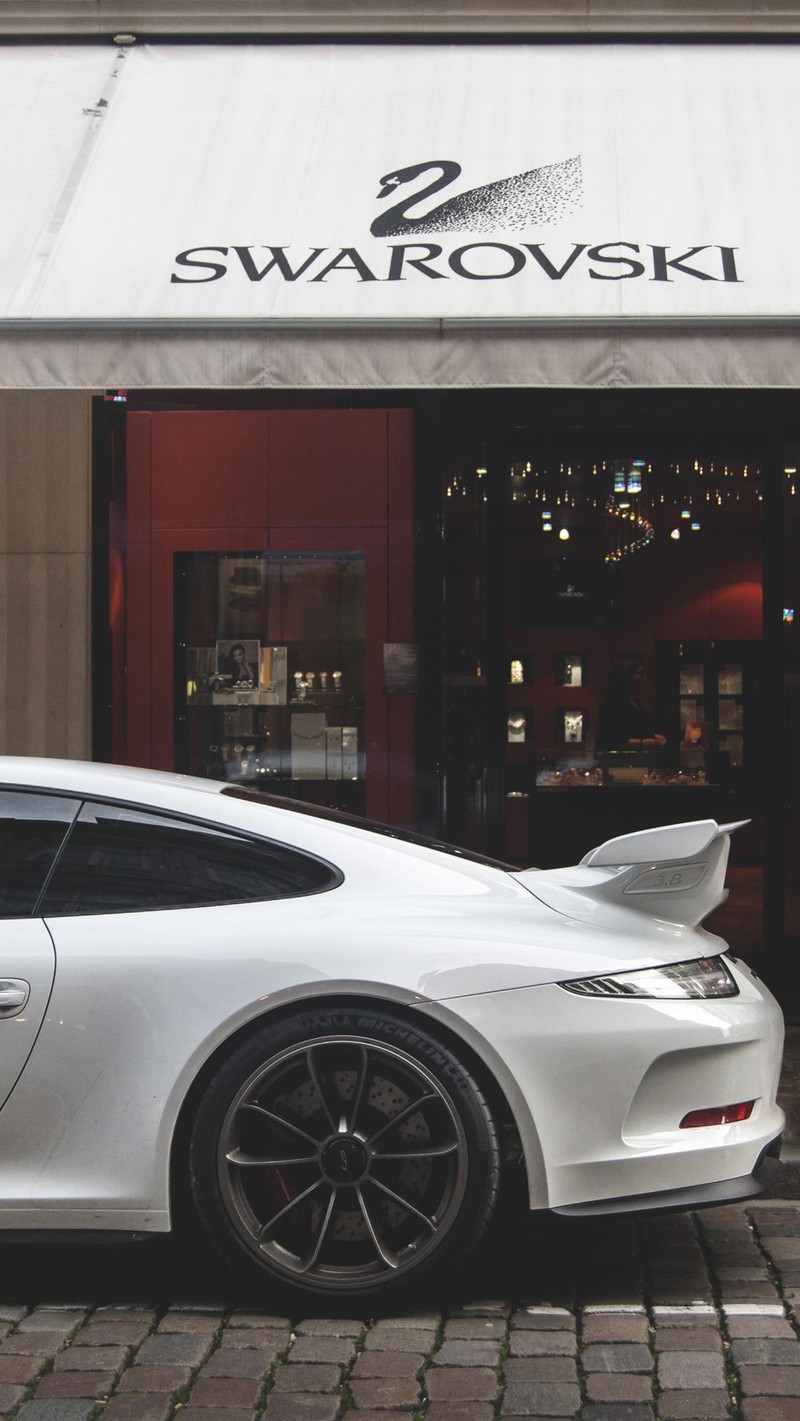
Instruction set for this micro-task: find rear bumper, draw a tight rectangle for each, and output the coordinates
[437,956,785,1212]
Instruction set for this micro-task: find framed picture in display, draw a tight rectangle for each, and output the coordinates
[555,653,585,687]
[558,708,588,745]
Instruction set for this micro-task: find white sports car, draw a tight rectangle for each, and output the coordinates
[0,758,784,1306]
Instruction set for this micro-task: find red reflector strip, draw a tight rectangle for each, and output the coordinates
[679,1101,755,1129]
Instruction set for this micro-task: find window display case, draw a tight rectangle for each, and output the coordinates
[658,640,760,776]
[528,747,725,867]
[175,552,366,813]
[535,749,711,789]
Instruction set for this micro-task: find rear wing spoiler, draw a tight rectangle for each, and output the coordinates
[513,819,749,929]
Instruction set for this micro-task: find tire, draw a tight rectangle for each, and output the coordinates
[188,1005,501,1308]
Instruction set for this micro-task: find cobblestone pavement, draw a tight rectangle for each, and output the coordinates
[1,1198,800,1421]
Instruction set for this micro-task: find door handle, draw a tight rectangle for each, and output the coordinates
[0,980,30,1016]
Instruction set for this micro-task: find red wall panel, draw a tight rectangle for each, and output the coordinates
[150,411,269,530]
[268,411,389,528]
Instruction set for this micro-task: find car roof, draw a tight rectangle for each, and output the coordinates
[0,757,225,798]
[0,757,516,872]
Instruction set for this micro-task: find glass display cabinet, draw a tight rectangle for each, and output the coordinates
[522,640,762,867]
[657,639,760,779]
[175,551,366,813]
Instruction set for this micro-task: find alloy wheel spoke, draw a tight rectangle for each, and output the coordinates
[366,1175,439,1233]
[240,1102,321,1147]
[306,1046,340,1133]
[355,1184,399,1270]
[372,1140,459,1161]
[346,1044,370,1134]
[226,1147,318,1168]
[367,1091,438,1147]
[256,1177,324,1241]
[298,1185,338,1274]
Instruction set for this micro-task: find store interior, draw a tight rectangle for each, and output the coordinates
[437,392,798,992]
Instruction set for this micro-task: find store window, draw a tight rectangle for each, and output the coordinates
[442,439,767,954]
[176,551,366,814]
[114,406,413,829]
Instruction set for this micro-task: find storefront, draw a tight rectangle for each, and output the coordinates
[1,39,799,998]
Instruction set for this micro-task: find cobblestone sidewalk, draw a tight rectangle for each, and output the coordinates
[0,1199,799,1421]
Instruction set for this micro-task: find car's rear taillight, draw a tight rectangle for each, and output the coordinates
[679,1101,755,1129]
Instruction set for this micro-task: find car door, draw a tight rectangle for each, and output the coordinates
[0,789,80,1109]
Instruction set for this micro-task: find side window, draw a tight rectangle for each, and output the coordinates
[40,801,339,916]
[0,791,80,918]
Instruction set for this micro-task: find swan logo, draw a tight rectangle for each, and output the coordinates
[171,153,743,293]
[369,157,583,237]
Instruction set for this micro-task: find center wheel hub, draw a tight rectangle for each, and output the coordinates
[320,1134,369,1185]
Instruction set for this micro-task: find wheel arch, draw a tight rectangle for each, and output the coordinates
[168,989,541,1227]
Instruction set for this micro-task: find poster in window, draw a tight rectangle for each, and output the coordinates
[383,642,419,693]
[221,559,265,615]
[214,639,260,692]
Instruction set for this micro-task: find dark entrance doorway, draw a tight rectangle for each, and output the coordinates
[437,390,797,1001]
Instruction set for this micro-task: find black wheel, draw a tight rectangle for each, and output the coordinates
[188,1006,501,1306]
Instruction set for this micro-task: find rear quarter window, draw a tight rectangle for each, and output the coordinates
[39,800,340,916]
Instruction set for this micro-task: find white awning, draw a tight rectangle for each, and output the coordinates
[3,41,800,389]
